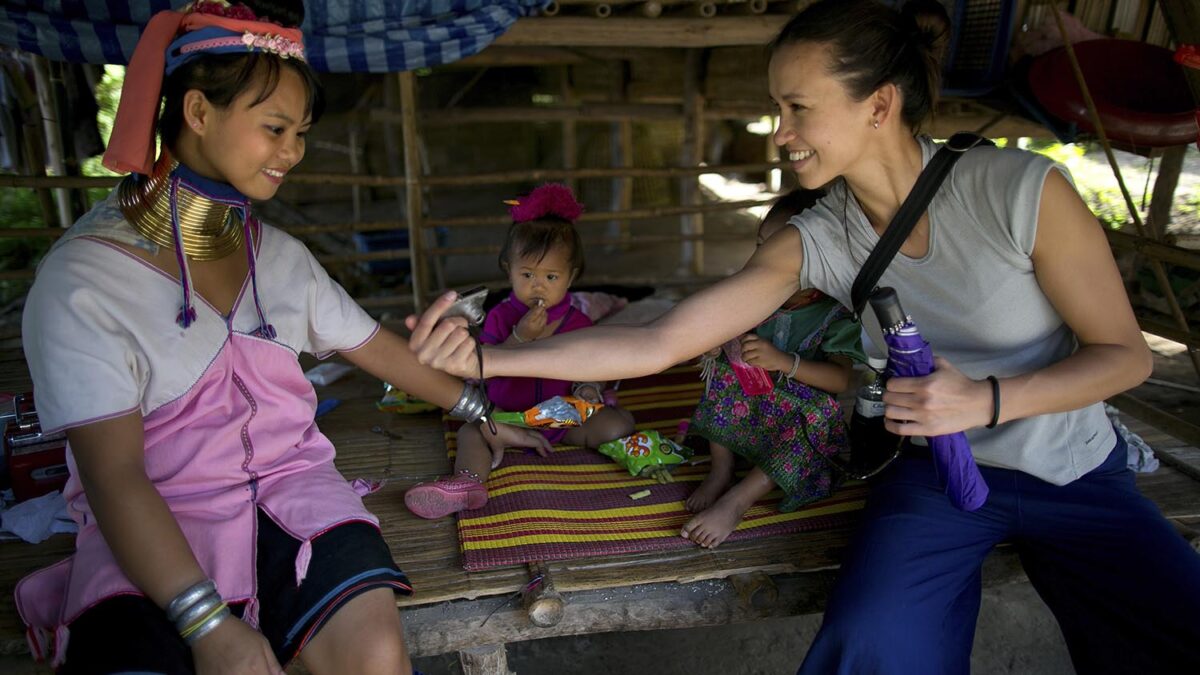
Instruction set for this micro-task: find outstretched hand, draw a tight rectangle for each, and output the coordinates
[405,292,481,380]
[481,422,553,469]
[882,356,994,436]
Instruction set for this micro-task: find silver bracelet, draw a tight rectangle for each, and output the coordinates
[183,605,231,645]
[511,329,527,343]
[449,382,492,423]
[786,353,801,380]
[174,594,222,635]
[166,580,216,623]
[572,381,603,399]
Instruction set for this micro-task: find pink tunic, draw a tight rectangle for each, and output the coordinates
[16,195,381,664]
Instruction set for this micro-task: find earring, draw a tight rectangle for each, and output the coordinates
[873,120,880,129]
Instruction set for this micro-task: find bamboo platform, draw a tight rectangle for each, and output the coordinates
[0,360,1198,664]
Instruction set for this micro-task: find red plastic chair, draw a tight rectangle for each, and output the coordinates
[1028,39,1197,151]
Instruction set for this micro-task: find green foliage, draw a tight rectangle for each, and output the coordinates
[0,189,47,306]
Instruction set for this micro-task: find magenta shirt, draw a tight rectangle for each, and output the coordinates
[479,292,593,412]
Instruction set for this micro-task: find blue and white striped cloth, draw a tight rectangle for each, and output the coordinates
[0,0,549,72]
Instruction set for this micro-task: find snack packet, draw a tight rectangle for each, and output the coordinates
[492,395,602,429]
[599,430,694,481]
[376,383,440,414]
[722,337,774,395]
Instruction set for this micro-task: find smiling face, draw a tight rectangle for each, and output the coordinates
[507,243,577,310]
[181,66,311,200]
[769,41,878,190]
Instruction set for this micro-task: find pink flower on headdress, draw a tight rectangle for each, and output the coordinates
[241,32,305,60]
[192,0,259,21]
[508,184,585,224]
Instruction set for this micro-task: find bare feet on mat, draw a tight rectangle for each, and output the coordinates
[686,442,734,512]
[685,468,732,512]
[680,492,745,549]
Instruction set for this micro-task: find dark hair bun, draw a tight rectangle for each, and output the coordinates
[902,0,951,71]
[242,0,306,28]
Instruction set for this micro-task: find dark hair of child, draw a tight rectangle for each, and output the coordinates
[498,218,586,278]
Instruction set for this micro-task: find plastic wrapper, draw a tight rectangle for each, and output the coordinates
[598,430,694,481]
[376,383,439,414]
[492,396,601,429]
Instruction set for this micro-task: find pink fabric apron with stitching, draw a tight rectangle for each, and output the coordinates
[14,333,376,664]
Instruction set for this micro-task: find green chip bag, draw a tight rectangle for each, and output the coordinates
[598,430,694,479]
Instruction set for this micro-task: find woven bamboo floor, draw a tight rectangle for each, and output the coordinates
[1,358,1198,654]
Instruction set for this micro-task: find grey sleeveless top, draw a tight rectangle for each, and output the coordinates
[794,136,1115,485]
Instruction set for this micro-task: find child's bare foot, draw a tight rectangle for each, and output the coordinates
[680,492,746,549]
[685,469,732,512]
[686,442,733,512]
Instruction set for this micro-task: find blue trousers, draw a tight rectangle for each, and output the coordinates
[799,434,1200,674]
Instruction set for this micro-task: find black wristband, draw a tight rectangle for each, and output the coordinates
[985,375,1000,429]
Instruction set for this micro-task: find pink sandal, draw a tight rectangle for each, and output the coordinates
[404,472,488,519]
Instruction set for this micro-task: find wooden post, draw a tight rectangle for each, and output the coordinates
[523,561,565,627]
[398,71,427,311]
[561,66,578,194]
[30,56,72,227]
[611,61,633,250]
[348,123,363,223]
[680,48,707,275]
[458,644,514,675]
[1147,145,1186,242]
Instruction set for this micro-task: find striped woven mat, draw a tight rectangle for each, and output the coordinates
[445,363,867,571]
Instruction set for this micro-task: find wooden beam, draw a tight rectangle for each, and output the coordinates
[1106,227,1200,271]
[398,72,427,311]
[399,553,1029,658]
[493,16,788,48]
[1147,145,1187,241]
[451,47,588,68]
[424,197,771,229]
[1110,392,1200,462]
[372,103,684,126]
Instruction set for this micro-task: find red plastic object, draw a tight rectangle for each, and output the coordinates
[722,338,774,396]
[3,394,68,502]
[1029,39,1198,149]
[1176,45,1200,70]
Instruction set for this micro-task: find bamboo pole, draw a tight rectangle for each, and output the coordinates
[562,66,578,194]
[428,232,751,256]
[1051,6,1200,379]
[730,0,769,15]
[398,71,427,311]
[0,161,787,190]
[317,249,412,265]
[425,198,771,229]
[680,48,707,275]
[30,56,72,227]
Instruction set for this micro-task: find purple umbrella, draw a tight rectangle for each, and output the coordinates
[870,288,989,511]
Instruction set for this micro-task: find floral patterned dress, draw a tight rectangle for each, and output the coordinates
[690,298,865,511]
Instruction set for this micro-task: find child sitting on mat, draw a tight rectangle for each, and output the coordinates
[405,184,635,519]
[682,189,865,548]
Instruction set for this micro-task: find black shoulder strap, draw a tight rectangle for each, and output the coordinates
[849,132,994,319]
